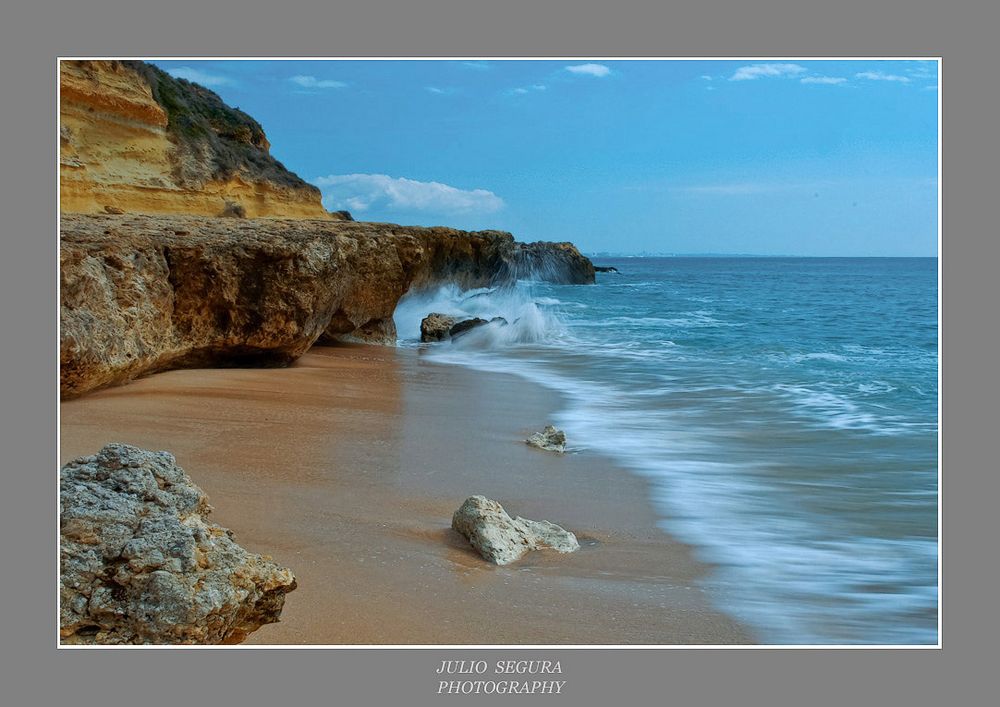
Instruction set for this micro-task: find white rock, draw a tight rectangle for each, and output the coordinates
[451,495,579,565]
[526,425,567,453]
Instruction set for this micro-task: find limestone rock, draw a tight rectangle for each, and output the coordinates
[60,443,297,644]
[451,495,579,566]
[526,425,567,453]
[60,213,596,399]
[510,241,596,284]
[420,313,459,342]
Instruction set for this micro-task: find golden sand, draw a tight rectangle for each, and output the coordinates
[60,345,750,644]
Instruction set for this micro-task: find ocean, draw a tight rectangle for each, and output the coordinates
[394,257,939,645]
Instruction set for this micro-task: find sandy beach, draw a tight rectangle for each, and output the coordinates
[60,344,751,645]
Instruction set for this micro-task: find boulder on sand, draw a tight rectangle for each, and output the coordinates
[526,425,567,453]
[420,313,459,342]
[60,443,297,644]
[451,495,579,566]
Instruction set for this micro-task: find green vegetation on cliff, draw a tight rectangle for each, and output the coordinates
[127,61,315,191]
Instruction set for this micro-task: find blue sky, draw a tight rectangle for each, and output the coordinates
[153,59,939,256]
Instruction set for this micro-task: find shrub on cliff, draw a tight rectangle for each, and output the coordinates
[127,61,317,193]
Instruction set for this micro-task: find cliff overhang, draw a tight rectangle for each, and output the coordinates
[61,214,595,398]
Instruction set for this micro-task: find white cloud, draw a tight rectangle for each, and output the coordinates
[700,75,714,81]
[509,84,547,95]
[730,63,807,81]
[288,75,347,89]
[801,76,848,85]
[426,86,458,95]
[165,67,233,88]
[314,174,504,215]
[565,63,611,78]
[855,71,910,83]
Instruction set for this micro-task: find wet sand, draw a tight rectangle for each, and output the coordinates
[60,344,751,644]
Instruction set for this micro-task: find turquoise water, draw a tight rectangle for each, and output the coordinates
[395,257,939,644]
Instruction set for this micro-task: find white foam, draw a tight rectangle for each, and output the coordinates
[394,282,570,349]
[391,275,938,644]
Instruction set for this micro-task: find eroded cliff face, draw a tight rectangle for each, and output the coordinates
[60,60,332,220]
[60,214,593,398]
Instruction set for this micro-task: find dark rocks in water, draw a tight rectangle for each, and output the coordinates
[507,241,596,284]
[451,495,579,566]
[60,444,297,644]
[594,266,619,273]
[526,425,567,453]
[420,313,459,341]
[449,316,508,339]
[449,317,490,338]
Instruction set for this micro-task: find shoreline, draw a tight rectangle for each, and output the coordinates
[60,344,751,645]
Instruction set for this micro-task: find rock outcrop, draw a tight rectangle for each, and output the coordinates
[60,444,297,644]
[510,241,596,284]
[448,317,490,338]
[60,60,334,220]
[420,314,511,342]
[526,425,567,453]
[451,495,579,566]
[59,60,597,397]
[449,316,509,339]
[61,214,593,397]
[420,313,459,342]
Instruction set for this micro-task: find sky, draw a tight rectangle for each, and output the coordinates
[152,59,939,256]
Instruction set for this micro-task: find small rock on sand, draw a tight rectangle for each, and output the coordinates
[526,425,567,453]
[451,495,579,565]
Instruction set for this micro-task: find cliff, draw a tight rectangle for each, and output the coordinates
[59,60,596,398]
[60,214,594,398]
[60,60,332,219]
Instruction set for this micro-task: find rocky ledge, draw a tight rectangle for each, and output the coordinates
[60,444,297,644]
[61,214,594,398]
